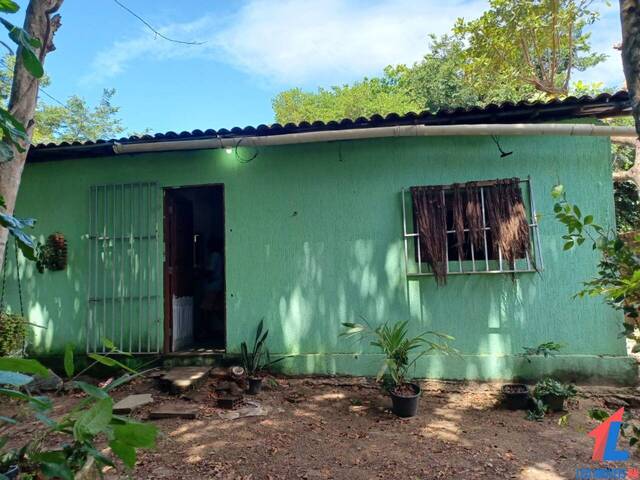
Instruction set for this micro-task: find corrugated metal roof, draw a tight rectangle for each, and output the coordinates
[27,90,632,162]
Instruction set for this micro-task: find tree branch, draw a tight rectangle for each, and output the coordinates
[613,138,640,188]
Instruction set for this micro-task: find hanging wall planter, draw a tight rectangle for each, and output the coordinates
[37,232,68,273]
[0,312,27,356]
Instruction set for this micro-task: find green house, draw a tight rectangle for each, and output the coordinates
[3,92,637,383]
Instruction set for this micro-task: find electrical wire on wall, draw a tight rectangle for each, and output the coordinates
[491,135,513,158]
[233,137,259,163]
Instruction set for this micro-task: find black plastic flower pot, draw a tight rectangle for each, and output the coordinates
[541,394,566,412]
[389,383,421,417]
[2,465,19,479]
[247,377,263,395]
[501,384,530,410]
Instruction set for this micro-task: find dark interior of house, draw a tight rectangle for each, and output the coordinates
[166,185,225,351]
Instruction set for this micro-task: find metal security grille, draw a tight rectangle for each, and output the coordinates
[401,177,543,277]
[87,182,161,353]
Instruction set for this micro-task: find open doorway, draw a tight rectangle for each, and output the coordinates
[163,185,225,353]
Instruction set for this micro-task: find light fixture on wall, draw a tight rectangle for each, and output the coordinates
[225,147,232,154]
[491,135,513,158]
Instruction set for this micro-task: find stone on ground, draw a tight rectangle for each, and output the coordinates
[113,393,154,414]
[158,366,211,393]
[25,369,63,393]
[217,400,269,420]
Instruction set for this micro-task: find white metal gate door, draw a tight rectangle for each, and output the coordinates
[87,182,161,353]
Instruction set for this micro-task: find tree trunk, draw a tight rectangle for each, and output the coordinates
[621,1,640,136]
[0,0,63,267]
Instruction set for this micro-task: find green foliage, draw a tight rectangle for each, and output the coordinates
[454,0,604,97]
[588,407,610,422]
[273,35,511,124]
[272,67,421,124]
[0,57,125,145]
[63,343,74,378]
[521,341,564,362]
[240,319,284,376]
[526,397,548,421]
[0,6,43,163]
[552,184,640,341]
[0,1,19,14]
[526,378,576,420]
[273,2,608,125]
[399,35,483,112]
[0,311,25,355]
[32,88,125,145]
[0,357,48,376]
[606,116,640,233]
[615,181,640,233]
[0,342,158,476]
[0,208,37,260]
[533,378,577,399]
[340,319,455,387]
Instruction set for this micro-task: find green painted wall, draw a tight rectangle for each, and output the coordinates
[4,135,636,383]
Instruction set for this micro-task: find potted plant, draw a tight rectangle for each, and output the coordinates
[502,342,565,410]
[533,378,577,412]
[500,383,530,410]
[0,312,27,357]
[340,319,455,418]
[240,319,283,395]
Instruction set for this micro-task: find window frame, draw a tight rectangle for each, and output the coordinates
[401,177,543,277]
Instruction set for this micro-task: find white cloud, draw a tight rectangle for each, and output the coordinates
[84,0,625,91]
[573,4,625,89]
[213,0,487,85]
[83,0,487,87]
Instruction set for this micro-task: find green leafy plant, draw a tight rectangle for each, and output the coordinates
[520,341,564,362]
[240,319,284,377]
[340,319,455,390]
[0,311,25,355]
[0,203,37,261]
[526,397,548,422]
[525,378,576,421]
[0,340,158,478]
[533,378,577,399]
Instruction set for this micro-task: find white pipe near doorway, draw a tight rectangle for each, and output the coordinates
[112,123,638,155]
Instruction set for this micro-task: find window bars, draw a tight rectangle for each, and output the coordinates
[86,182,162,354]
[401,177,543,277]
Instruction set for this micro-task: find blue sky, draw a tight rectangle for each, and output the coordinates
[13,0,626,136]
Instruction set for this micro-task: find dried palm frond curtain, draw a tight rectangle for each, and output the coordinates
[411,178,530,284]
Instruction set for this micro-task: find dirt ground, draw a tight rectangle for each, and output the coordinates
[5,374,640,480]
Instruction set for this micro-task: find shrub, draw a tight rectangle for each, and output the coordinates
[533,378,577,399]
[0,312,27,356]
[0,340,159,477]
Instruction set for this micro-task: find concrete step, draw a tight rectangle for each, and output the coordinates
[162,352,226,369]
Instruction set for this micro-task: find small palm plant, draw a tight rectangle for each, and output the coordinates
[240,319,284,393]
[240,319,269,378]
[340,319,455,397]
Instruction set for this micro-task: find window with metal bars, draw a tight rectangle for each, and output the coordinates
[401,177,543,280]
